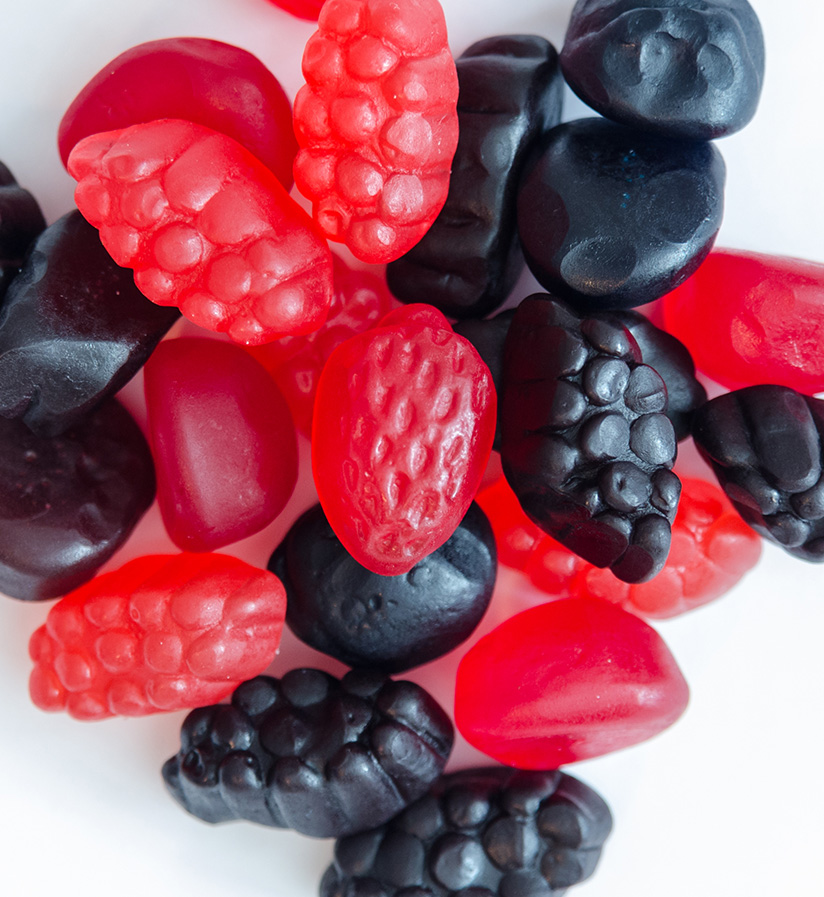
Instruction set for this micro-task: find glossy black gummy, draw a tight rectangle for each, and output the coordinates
[500,294,680,583]
[386,35,563,319]
[270,502,496,673]
[162,668,454,838]
[692,385,824,562]
[0,161,46,301]
[560,0,765,139]
[516,117,725,311]
[0,398,155,601]
[321,766,612,897]
[0,210,180,437]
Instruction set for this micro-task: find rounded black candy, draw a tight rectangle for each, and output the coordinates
[517,118,725,311]
[270,502,497,673]
[0,160,46,301]
[560,0,765,139]
[162,669,454,838]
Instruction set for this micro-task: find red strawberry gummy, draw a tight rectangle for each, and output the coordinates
[68,118,333,345]
[293,0,460,264]
[28,553,286,721]
[312,307,496,575]
[455,598,689,768]
[144,338,298,552]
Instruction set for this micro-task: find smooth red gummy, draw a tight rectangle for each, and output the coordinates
[312,309,496,575]
[246,255,396,435]
[68,119,334,345]
[28,554,286,720]
[265,0,325,20]
[659,249,824,393]
[293,0,460,263]
[144,338,298,552]
[455,598,690,768]
[58,38,298,190]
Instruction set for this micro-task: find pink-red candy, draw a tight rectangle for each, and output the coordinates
[293,0,460,263]
[58,38,298,190]
[659,249,824,393]
[144,338,298,552]
[28,553,287,720]
[455,598,690,768]
[69,119,333,345]
[265,0,325,20]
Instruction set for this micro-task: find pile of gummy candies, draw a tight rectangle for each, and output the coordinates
[1,0,824,892]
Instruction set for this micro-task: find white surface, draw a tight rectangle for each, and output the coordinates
[1,1,823,896]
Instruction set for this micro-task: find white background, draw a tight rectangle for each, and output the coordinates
[1,1,823,895]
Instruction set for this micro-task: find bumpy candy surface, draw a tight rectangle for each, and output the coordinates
[560,0,765,139]
[0,210,179,436]
[28,553,286,719]
[58,37,298,189]
[455,598,690,768]
[144,338,298,552]
[162,668,454,837]
[322,766,612,897]
[517,117,726,310]
[292,0,460,263]
[500,295,680,584]
[0,161,46,301]
[0,399,155,602]
[693,385,824,561]
[270,501,496,672]
[386,34,564,318]
[660,249,824,394]
[68,118,333,345]
[313,306,497,575]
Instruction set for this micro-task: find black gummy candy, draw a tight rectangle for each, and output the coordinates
[0,160,46,301]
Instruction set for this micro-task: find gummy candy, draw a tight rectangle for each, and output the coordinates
[264,0,325,20]
[0,161,46,301]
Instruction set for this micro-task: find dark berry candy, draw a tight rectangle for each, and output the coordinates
[0,399,155,601]
[386,35,564,319]
[269,501,496,673]
[162,668,454,838]
[0,161,46,301]
[321,766,612,897]
[692,385,824,562]
[0,210,179,437]
[517,117,726,311]
[500,294,680,583]
[560,0,765,140]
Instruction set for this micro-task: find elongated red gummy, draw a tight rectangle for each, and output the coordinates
[265,0,325,20]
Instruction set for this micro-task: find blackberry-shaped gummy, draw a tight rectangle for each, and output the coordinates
[500,294,680,583]
[321,766,612,897]
[163,668,454,838]
[692,385,824,561]
[0,161,46,301]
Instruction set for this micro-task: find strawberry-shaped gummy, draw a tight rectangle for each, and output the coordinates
[68,119,334,346]
[293,0,460,264]
[312,305,496,575]
[28,553,286,720]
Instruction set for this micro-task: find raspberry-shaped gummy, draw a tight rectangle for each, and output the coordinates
[68,118,333,345]
[293,0,460,264]
[28,553,286,720]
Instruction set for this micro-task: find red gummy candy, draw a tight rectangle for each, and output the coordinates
[265,0,325,20]
[28,554,286,720]
[58,38,298,190]
[293,0,460,264]
[455,598,690,768]
[659,249,824,393]
[313,313,496,575]
[144,338,298,552]
[69,119,333,345]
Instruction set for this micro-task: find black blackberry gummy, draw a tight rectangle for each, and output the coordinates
[270,502,497,673]
[0,160,46,301]
[692,385,824,561]
[560,0,765,140]
[162,668,454,838]
[500,294,680,583]
[516,117,725,311]
[386,35,563,319]
[321,766,612,897]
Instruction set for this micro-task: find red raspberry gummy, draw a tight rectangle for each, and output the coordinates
[144,338,298,552]
[68,118,333,345]
[28,553,287,721]
[293,0,460,263]
[312,306,496,575]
